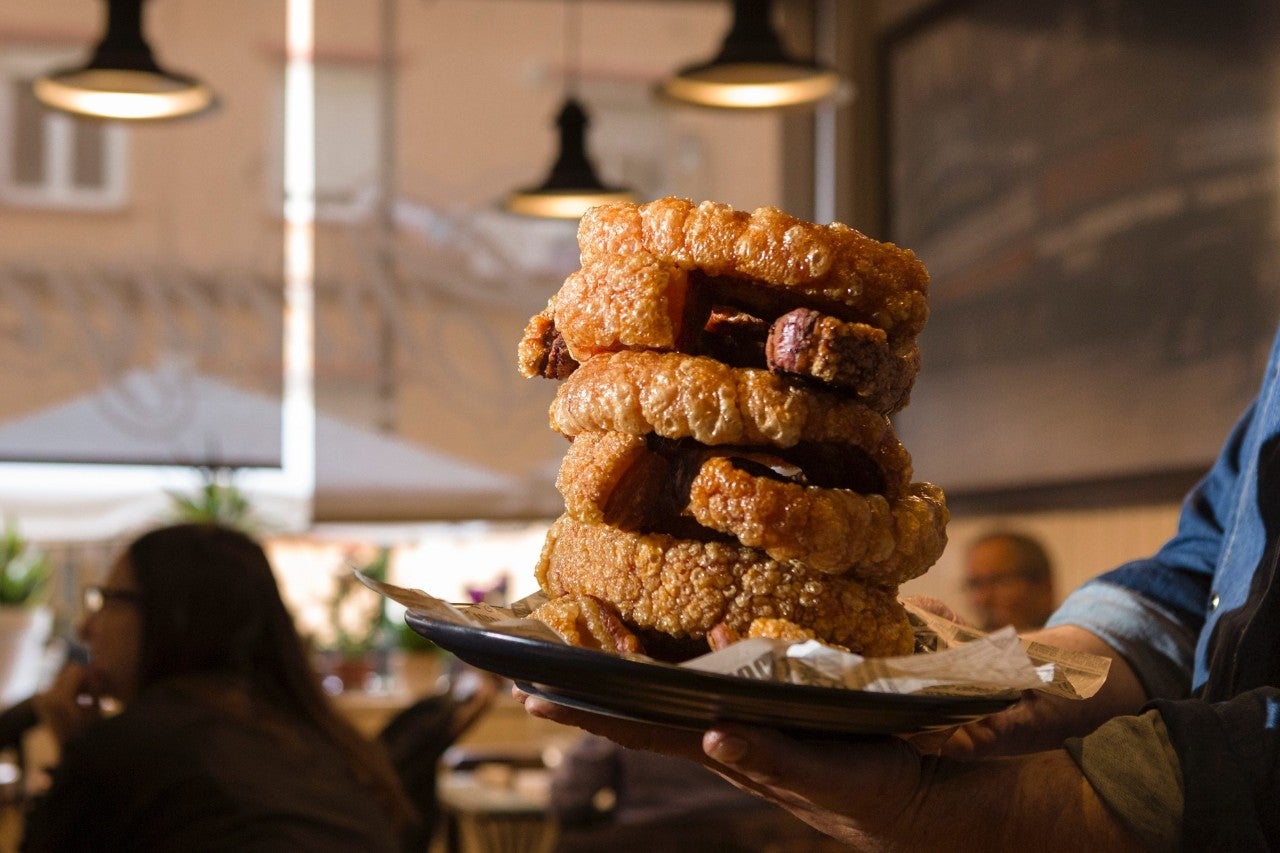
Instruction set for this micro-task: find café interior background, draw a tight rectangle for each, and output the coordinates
[0,0,1204,642]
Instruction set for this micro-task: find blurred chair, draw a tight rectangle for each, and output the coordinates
[452,809,557,853]
[437,743,558,853]
[376,664,498,853]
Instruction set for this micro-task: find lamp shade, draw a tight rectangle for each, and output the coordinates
[33,0,215,121]
[505,97,635,220]
[659,0,839,109]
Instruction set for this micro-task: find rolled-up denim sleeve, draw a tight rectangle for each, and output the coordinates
[1047,581,1197,699]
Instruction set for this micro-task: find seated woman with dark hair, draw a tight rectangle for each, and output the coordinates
[22,522,415,852]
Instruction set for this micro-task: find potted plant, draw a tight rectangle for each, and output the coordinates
[0,520,54,705]
[167,464,256,531]
[323,547,395,692]
[0,523,50,608]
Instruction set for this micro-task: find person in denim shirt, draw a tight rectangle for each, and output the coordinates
[517,325,1280,850]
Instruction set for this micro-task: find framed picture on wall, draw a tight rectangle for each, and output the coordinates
[879,0,1280,510]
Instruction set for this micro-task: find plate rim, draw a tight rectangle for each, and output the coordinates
[405,610,1018,735]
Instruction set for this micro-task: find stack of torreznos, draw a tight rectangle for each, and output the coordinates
[517,197,948,662]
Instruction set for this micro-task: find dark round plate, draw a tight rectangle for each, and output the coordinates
[405,611,1017,738]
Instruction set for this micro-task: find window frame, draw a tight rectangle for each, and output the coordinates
[0,44,129,211]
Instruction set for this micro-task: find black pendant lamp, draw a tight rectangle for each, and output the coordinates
[505,1,635,220]
[33,0,216,121]
[660,0,839,109]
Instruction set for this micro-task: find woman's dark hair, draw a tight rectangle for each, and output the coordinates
[124,522,414,827]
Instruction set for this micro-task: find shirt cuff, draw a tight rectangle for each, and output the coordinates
[1064,709,1184,851]
[1045,580,1196,699]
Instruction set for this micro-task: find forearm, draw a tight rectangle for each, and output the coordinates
[893,751,1145,853]
[1026,624,1150,719]
[944,624,1151,759]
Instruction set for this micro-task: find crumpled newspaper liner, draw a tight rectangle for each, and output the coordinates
[359,573,1109,702]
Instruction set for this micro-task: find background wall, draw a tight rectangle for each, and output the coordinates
[876,0,1214,624]
[901,502,1181,626]
[0,0,797,531]
[1,0,1220,630]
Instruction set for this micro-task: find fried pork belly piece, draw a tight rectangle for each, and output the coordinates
[549,350,895,450]
[746,617,850,652]
[706,621,742,651]
[687,461,949,581]
[534,516,915,658]
[708,618,851,654]
[576,197,930,340]
[523,254,920,413]
[529,593,646,655]
[554,431,937,580]
[767,308,920,414]
[517,307,578,380]
[556,429,908,524]
[549,252,693,361]
[555,432,668,530]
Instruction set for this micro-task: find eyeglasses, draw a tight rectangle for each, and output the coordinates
[83,585,144,614]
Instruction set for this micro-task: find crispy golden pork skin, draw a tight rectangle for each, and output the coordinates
[517,309,577,380]
[534,516,915,658]
[554,431,942,580]
[555,431,658,528]
[529,593,645,655]
[687,460,949,581]
[746,617,848,650]
[707,617,851,652]
[576,197,930,340]
[549,350,896,450]
[520,251,921,413]
[518,198,945,660]
[546,252,690,361]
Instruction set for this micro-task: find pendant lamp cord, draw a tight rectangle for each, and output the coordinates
[564,0,581,98]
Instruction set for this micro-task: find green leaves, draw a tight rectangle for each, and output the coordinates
[0,521,51,607]
[327,548,393,658]
[167,465,255,531]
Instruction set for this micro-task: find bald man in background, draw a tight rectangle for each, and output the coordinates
[962,531,1056,631]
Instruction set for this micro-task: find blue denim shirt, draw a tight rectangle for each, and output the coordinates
[1048,323,1280,847]
[1048,325,1280,697]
